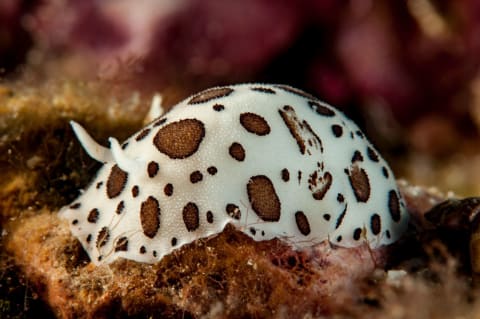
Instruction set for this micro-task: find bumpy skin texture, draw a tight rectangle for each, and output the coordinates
[60,84,409,265]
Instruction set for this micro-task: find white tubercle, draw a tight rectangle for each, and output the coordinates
[144,93,164,124]
[108,136,143,173]
[70,121,112,163]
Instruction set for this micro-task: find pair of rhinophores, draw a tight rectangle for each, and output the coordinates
[60,83,409,265]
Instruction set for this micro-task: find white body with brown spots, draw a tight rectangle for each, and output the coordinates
[60,84,409,265]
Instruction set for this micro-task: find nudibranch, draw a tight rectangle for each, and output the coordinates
[60,84,409,265]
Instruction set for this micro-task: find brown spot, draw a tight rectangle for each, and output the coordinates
[153,119,205,159]
[140,196,161,238]
[302,119,324,152]
[247,175,281,222]
[106,165,128,198]
[367,147,379,162]
[335,206,347,229]
[188,87,234,104]
[295,211,311,235]
[388,190,401,222]
[153,118,167,127]
[87,208,99,223]
[356,130,364,138]
[190,170,203,183]
[164,183,173,196]
[229,142,245,161]
[337,193,344,203]
[240,112,271,136]
[213,104,225,111]
[382,167,389,178]
[281,168,290,182]
[310,172,333,200]
[251,87,276,94]
[226,204,241,220]
[353,228,362,240]
[70,203,81,209]
[132,185,139,197]
[206,211,214,223]
[323,214,331,221]
[116,201,125,214]
[96,182,103,189]
[72,219,78,225]
[114,237,129,252]
[96,227,110,248]
[348,166,371,202]
[275,84,317,100]
[147,161,159,178]
[171,237,177,246]
[371,214,381,235]
[121,142,129,150]
[86,234,92,243]
[183,202,200,231]
[279,106,323,155]
[351,150,364,163]
[207,166,218,175]
[135,128,151,141]
[331,124,343,137]
[308,101,335,117]
[279,107,305,154]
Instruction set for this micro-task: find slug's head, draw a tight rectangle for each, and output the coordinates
[60,121,163,264]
